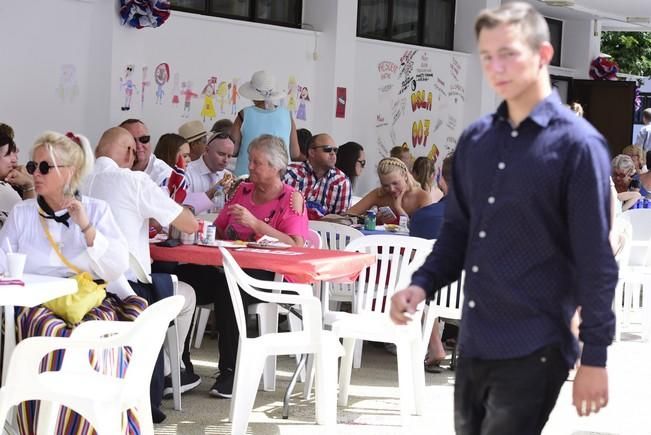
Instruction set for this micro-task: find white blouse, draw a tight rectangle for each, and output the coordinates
[0,196,129,283]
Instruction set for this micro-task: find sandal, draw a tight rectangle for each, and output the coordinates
[424,361,443,373]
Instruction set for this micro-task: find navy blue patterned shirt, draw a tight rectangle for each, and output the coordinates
[410,92,618,368]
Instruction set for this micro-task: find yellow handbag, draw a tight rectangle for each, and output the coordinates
[39,216,107,325]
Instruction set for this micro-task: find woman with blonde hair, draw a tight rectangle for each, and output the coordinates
[347,157,431,223]
[621,144,647,174]
[0,131,148,434]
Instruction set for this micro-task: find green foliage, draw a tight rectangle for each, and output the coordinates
[601,32,651,77]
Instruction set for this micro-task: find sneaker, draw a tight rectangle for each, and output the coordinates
[209,369,234,398]
[163,371,202,399]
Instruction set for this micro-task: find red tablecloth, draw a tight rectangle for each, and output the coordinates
[150,244,376,284]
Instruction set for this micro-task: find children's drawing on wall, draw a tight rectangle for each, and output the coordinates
[171,72,180,106]
[216,80,229,114]
[296,85,310,121]
[120,64,137,111]
[200,77,217,121]
[230,78,238,115]
[140,66,151,110]
[57,64,79,102]
[374,48,466,173]
[154,63,170,105]
[286,76,298,115]
[181,81,198,118]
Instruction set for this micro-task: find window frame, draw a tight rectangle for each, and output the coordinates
[170,0,303,29]
[544,17,563,67]
[356,0,456,51]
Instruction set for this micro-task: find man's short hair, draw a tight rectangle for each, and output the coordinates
[475,1,550,51]
[119,118,144,127]
[211,118,233,134]
[0,123,14,139]
[643,108,651,124]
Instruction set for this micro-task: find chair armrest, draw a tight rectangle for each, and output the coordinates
[70,320,133,339]
[247,276,314,297]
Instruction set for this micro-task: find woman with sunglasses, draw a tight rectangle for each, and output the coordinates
[347,157,432,224]
[0,131,148,435]
[335,141,366,190]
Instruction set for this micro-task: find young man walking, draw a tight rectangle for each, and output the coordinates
[391,3,617,434]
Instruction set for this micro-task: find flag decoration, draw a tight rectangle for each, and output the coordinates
[119,0,171,29]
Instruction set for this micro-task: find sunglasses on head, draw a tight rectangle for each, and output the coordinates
[314,146,338,154]
[357,159,366,168]
[26,161,68,175]
[135,135,151,144]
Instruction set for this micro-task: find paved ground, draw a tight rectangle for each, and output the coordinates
[155,330,650,435]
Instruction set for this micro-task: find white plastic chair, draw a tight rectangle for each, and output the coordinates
[612,218,633,341]
[219,248,341,435]
[421,271,465,368]
[329,235,434,421]
[618,210,651,340]
[129,253,183,411]
[309,221,364,310]
[0,296,184,435]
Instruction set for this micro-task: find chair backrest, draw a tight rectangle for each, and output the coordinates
[620,209,651,266]
[429,271,465,321]
[344,235,434,315]
[613,217,633,269]
[115,296,184,395]
[305,228,323,248]
[309,220,364,251]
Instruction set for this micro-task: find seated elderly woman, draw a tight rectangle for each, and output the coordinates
[347,157,432,224]
[621,144,647,174]
[612,154,645,211]
[174,134,308,398]
[0,131,147,435]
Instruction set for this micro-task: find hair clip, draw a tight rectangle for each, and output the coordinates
[65,132,81,146]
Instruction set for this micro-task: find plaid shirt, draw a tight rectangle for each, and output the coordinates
[284,161,352,214]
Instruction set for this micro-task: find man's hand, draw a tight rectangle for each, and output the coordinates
[390,286,427,325]
[573,365,608,417]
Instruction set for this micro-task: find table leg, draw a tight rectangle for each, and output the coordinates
[282,354,308,419]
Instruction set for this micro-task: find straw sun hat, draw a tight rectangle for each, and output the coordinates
[238,70,288,101]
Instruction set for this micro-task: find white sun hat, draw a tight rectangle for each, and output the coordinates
[238,70,288,102]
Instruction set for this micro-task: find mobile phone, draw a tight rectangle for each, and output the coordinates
[378,206,397,222]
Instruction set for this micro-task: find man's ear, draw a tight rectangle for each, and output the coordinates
[539,41,554,68]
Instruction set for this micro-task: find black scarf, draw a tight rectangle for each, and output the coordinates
[37,195,70,227]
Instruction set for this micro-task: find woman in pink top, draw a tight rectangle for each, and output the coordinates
[176,135,307,400]
[215,135,308,244]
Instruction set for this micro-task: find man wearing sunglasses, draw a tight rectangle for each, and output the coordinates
[120,118,174,187]
[284,133,351,215]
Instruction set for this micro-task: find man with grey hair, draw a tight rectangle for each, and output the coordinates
[635,108,651,162]
[391,2,617,433]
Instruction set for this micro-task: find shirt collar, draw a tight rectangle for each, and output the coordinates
[304,160,335,179]
[494,90,562,129]
[94,156,119,172]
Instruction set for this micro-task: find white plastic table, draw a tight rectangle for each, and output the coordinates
[0,273,77,385]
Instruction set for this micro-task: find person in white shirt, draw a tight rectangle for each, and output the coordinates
[185,131,235,211]
[0,130,150,434]
[120,118,173,186]
[81,127,200,422]
[635,108,651,162]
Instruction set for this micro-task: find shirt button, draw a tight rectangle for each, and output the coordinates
[511,130,518,138]
[487,196,495,204]
[540,357,547,363]
[478,231,486,238]
[471,265,479,273]
[498,162,506,170]
[468,300,476,308]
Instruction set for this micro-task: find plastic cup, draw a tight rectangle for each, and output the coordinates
[180,232,196,245]
[6,253,26,279]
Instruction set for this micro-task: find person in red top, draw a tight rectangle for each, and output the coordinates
[284,133,352,215]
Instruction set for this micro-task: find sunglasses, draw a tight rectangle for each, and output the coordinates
[313,146,338,154]
[135,135,151,144]
[26,161,69,175]
[357,159,366,168]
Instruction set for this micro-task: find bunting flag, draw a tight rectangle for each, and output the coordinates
[168,154,188,204]
[119,0,171,29]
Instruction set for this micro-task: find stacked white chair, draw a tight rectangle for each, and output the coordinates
[0,296,185,435]
[219,247,341,435]
[330,235,434,422]
[618,209,651,341]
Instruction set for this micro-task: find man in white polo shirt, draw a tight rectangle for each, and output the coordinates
[185,131,235,211]
[81,127,200,422]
